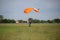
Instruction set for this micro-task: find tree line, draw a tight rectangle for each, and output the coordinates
[0,15,60,23]
[28,18,60,23]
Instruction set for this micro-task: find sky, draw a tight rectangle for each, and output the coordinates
[0,0,60,20]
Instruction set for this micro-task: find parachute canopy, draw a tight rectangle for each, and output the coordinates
[33,8,39,12]
[24,8,39,14]
[24,8,33,14]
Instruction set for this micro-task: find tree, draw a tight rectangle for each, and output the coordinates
[0,15,3,19]
[47,20,53,23]
[23,21,27,23]
[53,19,60,23]
[18,20,23,23]
[40,20,46,23]
[0,15,3,23]
[8,19,15,23]
[2,19,8,23]
[32,19,40,23]
[2,19,15,23]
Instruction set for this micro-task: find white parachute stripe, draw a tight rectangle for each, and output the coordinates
[33,8,39,12]
[33,8,38,11]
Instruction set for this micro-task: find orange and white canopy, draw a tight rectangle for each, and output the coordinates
[24,8,39,14]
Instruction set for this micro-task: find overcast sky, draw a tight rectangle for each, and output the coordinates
[0,0,60,20]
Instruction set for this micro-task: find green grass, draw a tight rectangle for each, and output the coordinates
[0,23,60,40]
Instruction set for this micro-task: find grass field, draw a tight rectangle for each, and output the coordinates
[0,23,60,40]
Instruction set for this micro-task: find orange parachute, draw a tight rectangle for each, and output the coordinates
[24,8,33,14]
[24,8,39,14]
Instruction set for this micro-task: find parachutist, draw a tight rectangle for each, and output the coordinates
[29,22,31,27]
[28,18,32,27]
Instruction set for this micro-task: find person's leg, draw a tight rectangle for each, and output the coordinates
[29,24,31,27]
[29,22,31,27]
